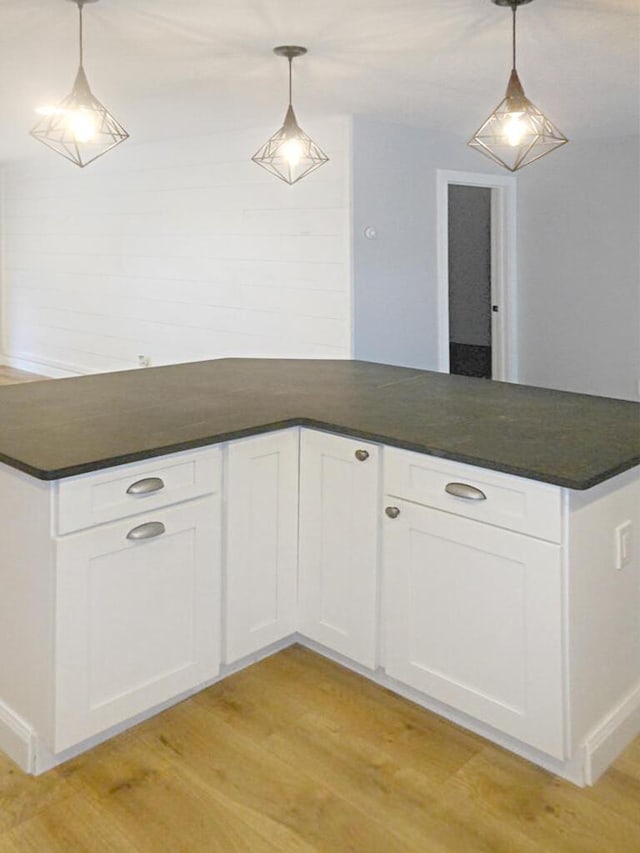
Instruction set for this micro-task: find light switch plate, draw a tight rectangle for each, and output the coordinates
[615,520,633,570]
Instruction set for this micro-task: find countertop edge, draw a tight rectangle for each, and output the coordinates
[4,416,638,491]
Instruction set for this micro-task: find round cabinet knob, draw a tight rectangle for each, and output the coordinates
[355,449,370,462]
[385,506,400,519]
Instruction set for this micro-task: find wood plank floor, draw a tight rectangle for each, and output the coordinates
[1,366,639,852]
[0,366,48,386]
[1,646,640,852]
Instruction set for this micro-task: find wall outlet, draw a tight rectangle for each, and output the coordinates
[615,520,633,570]
[137,355,151,368]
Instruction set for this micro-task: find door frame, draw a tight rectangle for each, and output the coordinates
[436,169,518,382]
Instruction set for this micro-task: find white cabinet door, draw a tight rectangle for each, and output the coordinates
[383,499,565,759]
[54,496,221,752]
[224,430,299,664]
[298,429,380,668]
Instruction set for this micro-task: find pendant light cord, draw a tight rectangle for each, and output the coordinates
[78,0,84,68]
[288,56,293,106]
[511,4,517,70]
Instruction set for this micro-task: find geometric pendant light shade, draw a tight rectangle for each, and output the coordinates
[252,46,329,185]
[30,0,129,168]
[468,0,567,172]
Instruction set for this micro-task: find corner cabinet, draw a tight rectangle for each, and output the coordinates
[382,448,565,759]
[298,429,380,668]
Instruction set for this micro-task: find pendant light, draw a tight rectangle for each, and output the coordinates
[30,0,129,168]
[252,46,329,185]
[468,0,567,172]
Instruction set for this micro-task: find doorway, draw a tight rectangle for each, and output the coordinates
[436,170,517,383]
[448,185,492,378]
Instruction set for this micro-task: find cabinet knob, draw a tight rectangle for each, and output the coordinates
[445,482,487,501]
[355,449,370,462]
[385,506,400,519]
[126,521,166,541]
[126,477,165,496]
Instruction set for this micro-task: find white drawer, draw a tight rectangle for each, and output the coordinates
[384,448,562,543]
[56,447,221,535]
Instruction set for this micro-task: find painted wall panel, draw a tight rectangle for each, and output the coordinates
[517,136,640,401]
[1,118,352,374]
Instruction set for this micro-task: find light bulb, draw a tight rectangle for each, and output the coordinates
[68,108,97,143]
[504,112,526,147]
[282,137,304,167]
[33,105,97,143]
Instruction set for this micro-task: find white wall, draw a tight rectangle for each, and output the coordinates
[352,119,504,370]
[352,118,640,401]
[517,136,640,401]
[3,116,638,401]
[1,117,352,376]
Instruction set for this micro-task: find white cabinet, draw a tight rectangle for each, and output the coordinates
[55,495,221,752]
[1,427,637,785]
[298,429,380,668]
[382,449,565,760]
[224,430,299,664]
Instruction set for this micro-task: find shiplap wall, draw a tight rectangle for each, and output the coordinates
[0,117,352,376]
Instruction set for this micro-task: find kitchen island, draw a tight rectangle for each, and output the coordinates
[0,359,638,785]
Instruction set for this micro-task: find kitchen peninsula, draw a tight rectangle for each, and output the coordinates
[0,359,638,786]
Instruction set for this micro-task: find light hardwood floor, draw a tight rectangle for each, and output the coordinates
[0,366,48,386]
[1,367,639,852]
[1,646,640,853]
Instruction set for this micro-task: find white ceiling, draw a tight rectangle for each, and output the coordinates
[2,0,639,161]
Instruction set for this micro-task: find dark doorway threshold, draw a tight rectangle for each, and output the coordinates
[449,342,491,379]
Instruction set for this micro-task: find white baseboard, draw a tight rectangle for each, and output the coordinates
[0,353,195,379]
[1,353,90,378]
[0,700,35,773]
[584,681,640,784]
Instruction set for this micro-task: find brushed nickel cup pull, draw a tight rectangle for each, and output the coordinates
[126,477,165,496]
[355,449,370,462]
[385,506,400,519]
[126,521,166,541]
[445,482,487,501]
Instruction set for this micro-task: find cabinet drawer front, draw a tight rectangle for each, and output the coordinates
[384,448,561,542]
[57,447,221,534]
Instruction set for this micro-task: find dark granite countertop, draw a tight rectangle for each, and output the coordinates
[0,358,638,489]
